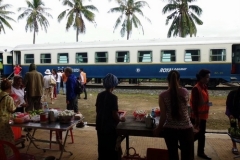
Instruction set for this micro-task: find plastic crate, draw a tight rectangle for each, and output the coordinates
[11,127,22,140]
[146,148,169,160]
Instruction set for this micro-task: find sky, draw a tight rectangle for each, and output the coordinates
[1,0,240,47]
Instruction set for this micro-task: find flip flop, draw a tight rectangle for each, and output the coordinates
[232,148,239,155]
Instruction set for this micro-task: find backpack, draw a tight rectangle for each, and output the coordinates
[75,79,83,94]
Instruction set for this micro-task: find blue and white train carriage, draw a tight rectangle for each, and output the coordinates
[11,37,240,87]
[0,46,13,76]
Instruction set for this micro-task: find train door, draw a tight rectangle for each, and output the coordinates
[232,45,240,74]
[14,51,21,65]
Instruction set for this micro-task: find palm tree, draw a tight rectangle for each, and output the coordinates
[58,0,98,42]
[162,0,203,38]
[0,0,15,34]
[108,0,151,40]
[18,0,52,44]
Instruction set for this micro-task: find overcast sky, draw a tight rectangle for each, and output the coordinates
[1,0,240,47]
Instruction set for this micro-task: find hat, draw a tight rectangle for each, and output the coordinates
[44,69,51,75]
[103,73,118,89]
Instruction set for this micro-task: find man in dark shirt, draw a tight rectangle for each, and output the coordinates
[64,67,78,113]
[95,73,125,160]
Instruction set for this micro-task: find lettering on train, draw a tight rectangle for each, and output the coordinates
[159,68,187,72]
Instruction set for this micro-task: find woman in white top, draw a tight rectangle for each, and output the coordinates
[43,69,56,104]
[11,76,28,113]
[52,69,58,99]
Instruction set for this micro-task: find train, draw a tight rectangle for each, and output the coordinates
[1,37,240,87]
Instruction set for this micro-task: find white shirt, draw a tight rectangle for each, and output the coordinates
[57,72,62,82]
[79,73,84,84]
[11,86,25,108]
[43,74,54,88]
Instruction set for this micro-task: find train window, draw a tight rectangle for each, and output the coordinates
[58,53,68,63]
[76,52,88,63]
[210,49,226,61]
[184,50,200,62]
[95,52,108,63]
[40,53,51,63]
[7,56,12,64]
[24,54,34,63]
[116,51,129,63]
[161,50,176,62]
[138,51,152,62]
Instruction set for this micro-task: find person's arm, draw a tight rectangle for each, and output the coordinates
[7,96,17,113]
[191,87,201,128]
[112,96,125,122]
[153,95,166,136]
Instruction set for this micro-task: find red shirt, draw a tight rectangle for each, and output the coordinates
[14,66,22,74]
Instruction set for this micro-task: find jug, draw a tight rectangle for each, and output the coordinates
[145,114,155,129]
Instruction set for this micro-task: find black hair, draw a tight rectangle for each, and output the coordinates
[167,70,186,120]
[1,79,12,91]
[196,69,211,81]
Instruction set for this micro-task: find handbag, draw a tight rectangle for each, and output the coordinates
[49,75,56,85]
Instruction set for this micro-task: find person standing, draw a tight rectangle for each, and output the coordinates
[95,73,125,160]
[154,70,194,160]
[62,68,68,95]
[80,68,87,99]
[225,87,240,155]
[11,76,28,113]
[64,67,79,113]
[43,69,55,104]
[13,64,22,76]
[52,69,58,99]
[0,79,17,158]
[57,70,62,95]
[23,63,44,112]
[190,69,211,160]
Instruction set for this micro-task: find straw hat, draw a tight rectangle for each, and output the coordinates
[44,69,51,75]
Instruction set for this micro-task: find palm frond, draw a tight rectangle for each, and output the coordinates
[108,7,124,13]
[162,3,178,14]
[190,12,203,25]
[134,1,150,9]
[62,0,74,7]
[113,14,123,31]
[66,11,74,30]
[84,5,99,12]
[120,19,126,37]
[0,16,13,30]
[0,4,12,10]
[189,5,202,16]
[57,10,68,22]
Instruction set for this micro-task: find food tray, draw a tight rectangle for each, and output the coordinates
[58,115,74,124]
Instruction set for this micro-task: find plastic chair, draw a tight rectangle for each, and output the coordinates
[49,128,74,149]
[0,140,36,160]
[146,148,169,160]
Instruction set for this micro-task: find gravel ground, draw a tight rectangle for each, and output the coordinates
[87,88,232,97]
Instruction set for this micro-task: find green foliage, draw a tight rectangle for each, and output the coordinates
[0,0,15,34]
[108,0,151,40]
[58,0,98,42]
[163,0,203,38]
[17,0,52,44]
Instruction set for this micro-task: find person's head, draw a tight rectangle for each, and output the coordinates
[64,67,73,77]
[80,68,83,72]
[29,63,36,72]
[13,76,23,88]
[167,70,180,88]
[1,79,12,93]
[167,70,186,120]
[44,69,52,75]
[196,69,211,84]
[52,69,57,74]
[103,73,118,91]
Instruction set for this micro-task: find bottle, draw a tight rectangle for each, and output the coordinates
[151,109,155,117]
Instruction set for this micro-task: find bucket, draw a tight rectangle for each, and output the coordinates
[40,112,49,123]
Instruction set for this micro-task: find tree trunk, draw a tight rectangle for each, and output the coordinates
[76,28,79,42]
[127,31,129,40]
[33,29,35,44]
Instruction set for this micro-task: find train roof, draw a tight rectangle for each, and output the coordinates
[0,46,13,52]
[13,37,240,51]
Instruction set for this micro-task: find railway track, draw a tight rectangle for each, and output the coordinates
[86,82,240,90]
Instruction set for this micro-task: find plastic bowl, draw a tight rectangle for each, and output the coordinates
[13,117,25,124]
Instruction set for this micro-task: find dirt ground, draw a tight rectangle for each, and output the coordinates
[48,89,229,130]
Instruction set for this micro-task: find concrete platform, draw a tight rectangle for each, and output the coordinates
[18,126,239,160]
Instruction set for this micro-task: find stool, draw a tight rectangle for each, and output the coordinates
[49,128,74,149]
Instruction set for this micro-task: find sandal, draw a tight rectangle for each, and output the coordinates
[232,148,239,155]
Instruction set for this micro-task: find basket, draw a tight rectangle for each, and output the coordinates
[58,115,74,124]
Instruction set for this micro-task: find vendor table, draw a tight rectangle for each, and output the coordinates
[11,120,79,160]
[116,116,160,156]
